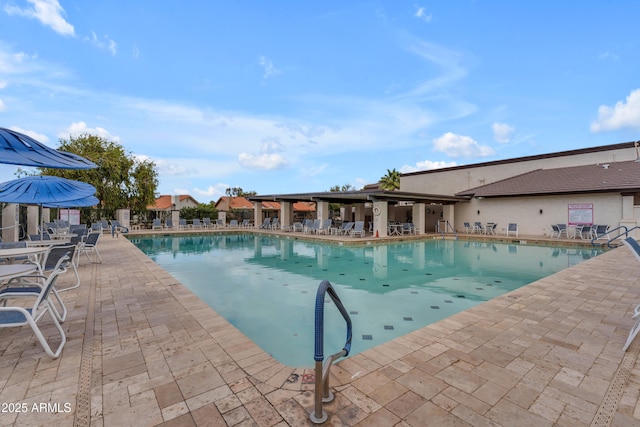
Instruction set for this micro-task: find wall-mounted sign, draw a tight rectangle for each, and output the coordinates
[59,209,80,225]
[568,203,593,225]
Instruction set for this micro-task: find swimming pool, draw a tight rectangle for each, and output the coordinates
[131,234,603,367]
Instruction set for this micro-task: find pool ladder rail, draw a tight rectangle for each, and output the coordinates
[310,280,352,424]
[591,225,640,248]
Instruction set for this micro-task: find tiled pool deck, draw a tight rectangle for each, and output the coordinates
[1,229,640,426]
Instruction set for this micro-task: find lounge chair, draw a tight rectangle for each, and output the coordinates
[339,222,354,235]
[0,255,69,358]
[463,222,472,233]
[152,219,163,230]
[306,219,320,234]
[350,221,365,237]
[165,218,174,230]
[229,219,239,228]
[317,219,332,235]
[110,220,129,237]
[215,219,225,228]
[178,219,188,230]
[259,218,271,229]
[192,219,203,229]
[473,222,483,233]
[622,238,640,351]
[202,218,212,228]
[270,218,279,230]
[505,223,518,237]
[77,232,102,264]
[292,221,303,232]
[301,219,313,233]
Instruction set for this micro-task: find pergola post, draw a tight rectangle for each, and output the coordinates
[253,202,263,228]
[280,201,292,228]
[317,201,329,222]
[412,202,426,235]
[372,201,388,237]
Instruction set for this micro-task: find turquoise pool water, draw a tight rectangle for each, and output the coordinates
[131,234,603,367]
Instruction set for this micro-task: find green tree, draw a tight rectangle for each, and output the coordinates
[39,133,159,220]
[329,184,354,192]
[180,203,218,221]
[328,184,354,213]
[379,168,400,191]
[225,187,257,197]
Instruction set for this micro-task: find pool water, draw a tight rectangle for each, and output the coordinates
[131,234,603,367]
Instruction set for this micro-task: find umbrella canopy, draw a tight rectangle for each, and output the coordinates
[43,195,99,208]
[0,127,96,169]
[0,176,96,205]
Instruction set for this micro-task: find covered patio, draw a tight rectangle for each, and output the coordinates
[248,189,468,237]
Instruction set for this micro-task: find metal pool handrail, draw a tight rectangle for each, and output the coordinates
[310,280,352,424]
[592,225,640,248]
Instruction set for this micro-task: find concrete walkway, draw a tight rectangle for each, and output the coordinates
[1,231,640,426]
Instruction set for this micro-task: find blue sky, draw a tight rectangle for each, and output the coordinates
[1,1,639,203]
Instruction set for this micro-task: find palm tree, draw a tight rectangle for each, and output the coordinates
[379,168,400,191]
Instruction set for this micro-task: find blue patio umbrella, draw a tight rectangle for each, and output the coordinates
[0,127,96,169]
[0,176,96,205]
[0,176,96,237]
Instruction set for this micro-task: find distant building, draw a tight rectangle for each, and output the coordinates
[215,196,315,221]
[148,195,199,216]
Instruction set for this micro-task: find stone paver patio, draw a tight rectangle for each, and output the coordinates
[1,229,640,426]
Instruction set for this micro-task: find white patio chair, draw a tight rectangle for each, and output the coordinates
[0,255,69,358]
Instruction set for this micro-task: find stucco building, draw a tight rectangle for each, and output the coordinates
[250,140,640,238]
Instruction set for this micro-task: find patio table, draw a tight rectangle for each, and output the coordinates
[388,224,403,236]
[0,246,50,272]
[0,264,38,283]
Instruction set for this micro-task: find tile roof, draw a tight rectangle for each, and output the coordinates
[456,160,640,197]
[148,195,199,210]
[215,196,316,211]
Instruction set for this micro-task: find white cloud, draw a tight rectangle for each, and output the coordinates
[0,98,5,111]
[260,138,285,153]
[597,51,618,61]
[0,80,6,89]
[192,183,229,198]
[4,0,74,36]
[400,159,458,173]
[238,152,289,170]
[414,5,432,22]
[9,126,49,143]
[60,121,121,142]
[84,32,118,56]
[591,89,640,132]
[432,132,494,158]
[492,122,514,144]
[259,56,281,80]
